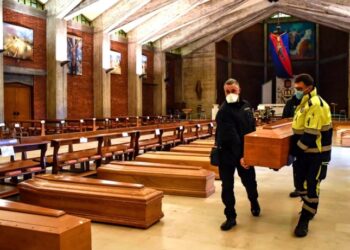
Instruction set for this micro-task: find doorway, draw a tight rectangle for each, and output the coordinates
[4,83,33,121]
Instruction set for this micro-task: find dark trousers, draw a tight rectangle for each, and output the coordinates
[294,154,328,218]
[219,162,258,219]
[292,159,306,192]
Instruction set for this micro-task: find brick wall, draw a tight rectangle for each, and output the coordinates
[142,49,154,84]
[110,41,128,116]
[67,28,94,118]
[3,8,47,119]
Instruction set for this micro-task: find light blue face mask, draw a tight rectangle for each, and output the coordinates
[295,90,304,100]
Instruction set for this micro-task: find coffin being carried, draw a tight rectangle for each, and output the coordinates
[244,119,292,169]
[0,199,91,250]
[18,174,164,228]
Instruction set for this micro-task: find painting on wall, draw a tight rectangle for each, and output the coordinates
[110,50,122,74]
[3,23,34,60]
[268,21,316,60]
[67,35,83,75]
[142,55,147,76]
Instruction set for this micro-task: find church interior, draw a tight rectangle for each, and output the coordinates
[0,0,349,249]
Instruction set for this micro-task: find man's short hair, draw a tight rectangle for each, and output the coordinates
[224,78,240,87]
[294,74,314,86]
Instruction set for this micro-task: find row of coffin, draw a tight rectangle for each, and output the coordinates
[0,122,214,183]
[0,140,216,250]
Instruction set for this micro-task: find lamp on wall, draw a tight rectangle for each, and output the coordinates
[60,60,70,67]
[105,67,115,73]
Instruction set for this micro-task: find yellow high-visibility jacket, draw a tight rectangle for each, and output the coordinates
[291,87,332,160]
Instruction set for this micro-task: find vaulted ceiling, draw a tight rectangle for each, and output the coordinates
[46,0,350,54]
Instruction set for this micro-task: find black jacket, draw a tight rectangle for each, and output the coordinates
[282,95,300,118]
[215,99,256,165]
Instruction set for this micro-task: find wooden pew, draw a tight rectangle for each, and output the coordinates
[160,126,182,148]
[51,135,103,174]
[19,174,164,228]
[136,152,219,179]
[181,124,199,144]
[135,129,162,155]
[0,199,91,250]
[196,122,214,139]
[98,161,215,197]
[100,131,137,162]
[171,145,212,155]
[0,139,47,184]
[244,119,292,169]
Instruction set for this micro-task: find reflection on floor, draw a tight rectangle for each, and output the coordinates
[91,146,350,250]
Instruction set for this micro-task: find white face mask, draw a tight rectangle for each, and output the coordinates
[226,93,239,103]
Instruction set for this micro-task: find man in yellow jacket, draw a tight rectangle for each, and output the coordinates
[291,74,332,237]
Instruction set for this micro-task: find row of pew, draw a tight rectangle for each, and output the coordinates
[0,115,182,138]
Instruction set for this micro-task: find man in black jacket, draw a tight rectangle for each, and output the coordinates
[282,94,303,198]
[215,78,260,231]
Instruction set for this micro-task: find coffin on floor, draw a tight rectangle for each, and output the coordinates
[244,119,292,169]
[0,199,91,250]
[171,145,211,155]
[136,152,219,179]
[18,174,164,229]
[97,161,215,198]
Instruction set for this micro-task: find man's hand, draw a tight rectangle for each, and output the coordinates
[240,158,250,169]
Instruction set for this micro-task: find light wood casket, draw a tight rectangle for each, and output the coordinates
[190,140,215,146]
[97,161,215,197]
[0,199,91,250]
[244,120,292,169]
[18,174,164,228]
[171,145,211,155]
[136,152,219,179]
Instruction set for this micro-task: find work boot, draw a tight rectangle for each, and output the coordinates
[294,214,310,237]
[220,218,237,231]
[250,200,261,217]
[289,189,302,198]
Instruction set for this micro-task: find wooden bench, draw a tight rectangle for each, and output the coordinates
[51,135,103,174]
[100,131,137,162]
[0,199,91,250]
[0,139,47,184]
[196,122,214,139]
[19,174,164,228]
[181,124,199,144]
[135,129,162,155]
[160,126,182,148]
[136,152,219,179]
[98,161,215,197]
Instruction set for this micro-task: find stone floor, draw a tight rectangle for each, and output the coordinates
[91,146,350,250]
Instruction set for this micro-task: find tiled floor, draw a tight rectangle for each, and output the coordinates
[91,146,350,250]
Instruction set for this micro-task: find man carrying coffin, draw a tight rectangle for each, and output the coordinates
[291,74,332,237]
[215,78,260,231]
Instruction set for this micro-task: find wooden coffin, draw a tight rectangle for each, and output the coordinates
[136,152,219,179]
[171,145,211,155]
[341,130,350,147]
[190,140,215,146]
[0,199,91,250]
[244,120,292,169]
[97,161,215,198]
[144,151,206,157]
[18,174,164,229]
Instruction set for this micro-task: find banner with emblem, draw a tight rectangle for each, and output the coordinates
[276,76,295,104]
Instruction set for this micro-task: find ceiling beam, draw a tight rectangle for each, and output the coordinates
[64,0,100,20]
[160,0,273,51]
[93,0,151,33]
[46,0,82,18]
[181,8,277,56]
[140,0,246,44]
[114,0,179,31]
[128,0,210,43]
